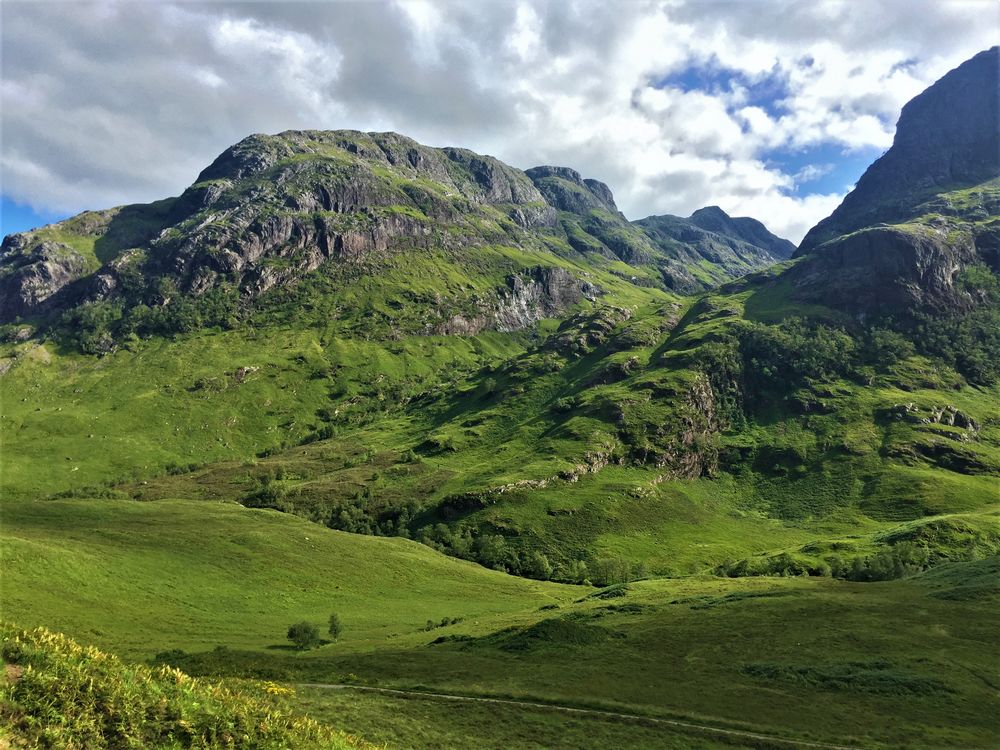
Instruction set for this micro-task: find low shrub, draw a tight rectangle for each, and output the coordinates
[0,623,370,749]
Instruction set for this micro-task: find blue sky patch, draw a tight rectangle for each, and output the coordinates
[764,142,884,196]
[656,63,884,199]
[657,62,791,117]
[1,197,67,239]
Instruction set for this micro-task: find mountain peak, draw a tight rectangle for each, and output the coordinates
[524,165,620,213]
[690,205,729,220]
[799,46,1000,252]
[681,205,796,260]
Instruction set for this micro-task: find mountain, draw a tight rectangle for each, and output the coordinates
[635,205,795,289]
[799,46,999,252]
[687,205,796,259]
[788,47,999,317]
[0,131,794,328]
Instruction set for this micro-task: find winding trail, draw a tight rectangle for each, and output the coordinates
[298,682,861,749]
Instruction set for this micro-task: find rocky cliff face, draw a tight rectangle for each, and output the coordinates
[788,219,981,314]
[0,129,792,328]
[433,266,599,335]
[799,46,999,253]
[149,130,560,299]
[789,47,1000,317]
[0,130,563,324]
[0,236,89,320]
[494,266,599,332]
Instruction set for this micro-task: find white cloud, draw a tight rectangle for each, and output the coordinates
[793,164,835,184]
[1,0,996,242]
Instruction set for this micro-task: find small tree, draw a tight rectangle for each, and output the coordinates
[328,613,343,640]
[525,551,553,581]
[287,621,321,650]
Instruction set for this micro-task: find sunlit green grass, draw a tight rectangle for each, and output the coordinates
[1,498,575,657]
[3,495,997,748]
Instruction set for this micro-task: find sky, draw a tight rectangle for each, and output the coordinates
[1,1,997,243]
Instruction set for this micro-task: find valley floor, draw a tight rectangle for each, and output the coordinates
[3,497,998,749]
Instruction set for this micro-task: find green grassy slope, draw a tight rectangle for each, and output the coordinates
[0,226,674,500]
[73,267,998,584]
[0,324,530,500]
[0,498,574,658]
[5,249,996,586]
[3,495,997,748]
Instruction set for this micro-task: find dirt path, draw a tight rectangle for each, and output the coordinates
[297,682,861,750]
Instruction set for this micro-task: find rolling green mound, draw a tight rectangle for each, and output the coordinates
[0,498,573,657]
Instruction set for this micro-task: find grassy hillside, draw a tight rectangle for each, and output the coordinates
[60,267,995,584]
[5,252,997,587]
[0,324,531,500]
[0,498,574,657]
[3,495,997,748]
[0,234,673,500]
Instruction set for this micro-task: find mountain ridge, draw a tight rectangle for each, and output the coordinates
[0,129,794,328]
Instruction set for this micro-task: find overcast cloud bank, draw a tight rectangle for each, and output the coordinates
[2,0,997,242]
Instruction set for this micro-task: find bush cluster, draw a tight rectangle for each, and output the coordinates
[0,623,364,749]
[55,283,241,354]
[717,542,937,582]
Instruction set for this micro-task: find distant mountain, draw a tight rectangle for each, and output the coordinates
[0,131,793,325]
[635,205,795,291]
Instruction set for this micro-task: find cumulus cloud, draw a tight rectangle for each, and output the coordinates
[1,0,996,242]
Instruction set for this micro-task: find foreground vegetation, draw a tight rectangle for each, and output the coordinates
[0,623,374,750]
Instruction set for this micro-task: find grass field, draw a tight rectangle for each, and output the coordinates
[0,498,573,657]
[289,687,764,749]
[3,496,998,749]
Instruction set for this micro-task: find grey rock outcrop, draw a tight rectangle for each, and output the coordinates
[494,266,599,332]
[435,266,600,336]
[0,235,89,319]
[787,222,979,314]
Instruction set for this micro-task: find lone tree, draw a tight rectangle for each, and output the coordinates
[287,621,321,650]
[328,612,343,640]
